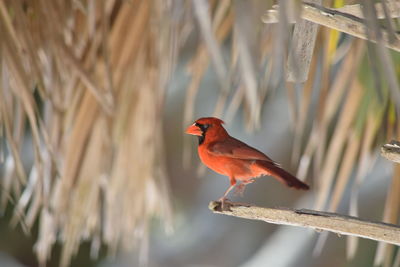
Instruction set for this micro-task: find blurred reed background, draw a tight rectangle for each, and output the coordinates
[0,0,399,266]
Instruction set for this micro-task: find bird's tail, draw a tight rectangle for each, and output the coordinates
[257,161,309,190]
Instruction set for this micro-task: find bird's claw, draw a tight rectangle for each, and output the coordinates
[217,197,232,211]
[209,199,251,212]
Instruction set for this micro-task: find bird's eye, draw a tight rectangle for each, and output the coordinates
[194,123,209,132]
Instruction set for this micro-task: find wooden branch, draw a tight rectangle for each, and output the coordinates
[209,201,400,246]
[381,140,400,163]
[262,2,400,52]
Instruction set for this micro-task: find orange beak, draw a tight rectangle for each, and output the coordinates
[185,124,202,136]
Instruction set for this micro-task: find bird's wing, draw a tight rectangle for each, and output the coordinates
[208,137,280,166]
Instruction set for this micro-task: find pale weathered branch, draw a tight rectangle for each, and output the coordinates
[381,140,400,163]
[209,201,400,246]
[262,2,400,52]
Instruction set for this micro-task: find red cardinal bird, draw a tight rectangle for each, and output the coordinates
[186,117,309,207]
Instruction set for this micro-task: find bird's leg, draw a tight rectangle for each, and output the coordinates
[234,178,256,196]
[218,177,236,210]
[234,183,246,197]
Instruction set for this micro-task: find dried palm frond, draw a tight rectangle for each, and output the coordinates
[1,0,175,266]
[262,0,400,264]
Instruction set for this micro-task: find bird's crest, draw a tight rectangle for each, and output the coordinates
[195,117,225,125]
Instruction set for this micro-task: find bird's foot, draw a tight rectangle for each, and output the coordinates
[217,197,232,211]
[209,199,251,212]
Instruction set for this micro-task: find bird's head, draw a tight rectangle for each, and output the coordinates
[185,117,227,145]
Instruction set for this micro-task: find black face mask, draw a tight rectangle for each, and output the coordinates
[195,123,209,145]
